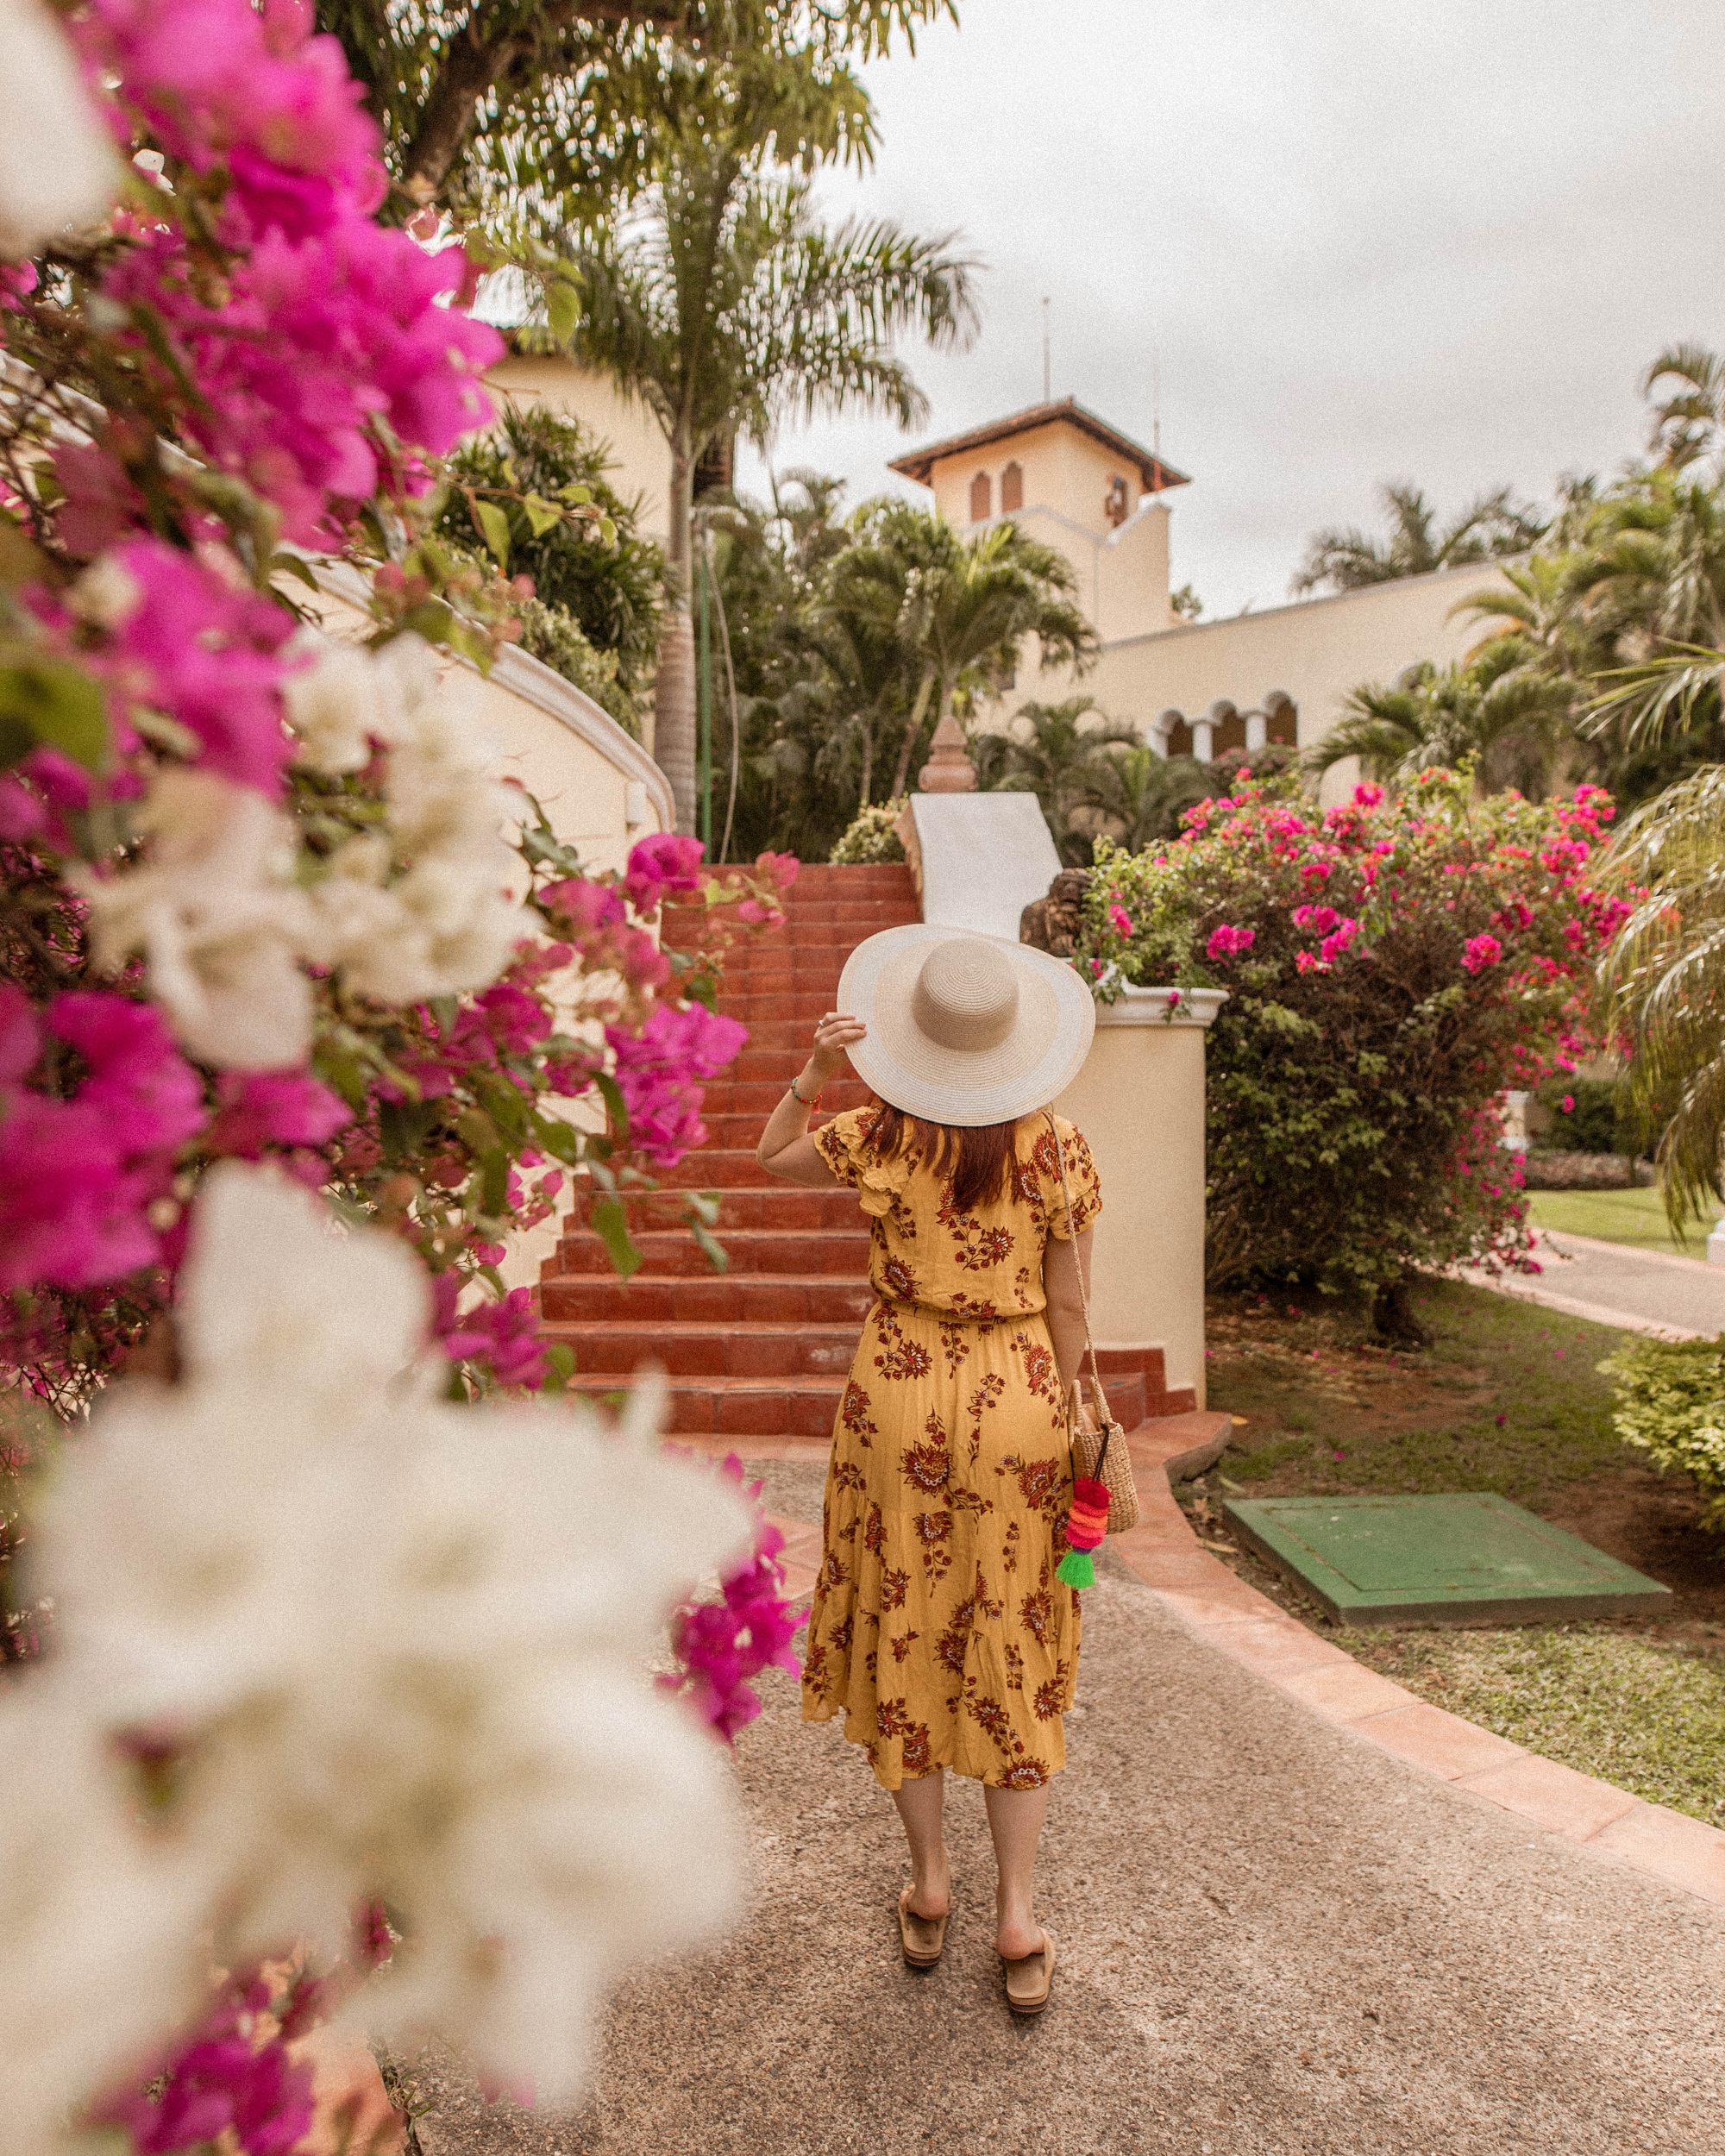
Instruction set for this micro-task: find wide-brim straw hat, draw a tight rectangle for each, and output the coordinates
[835,924,1096,1128]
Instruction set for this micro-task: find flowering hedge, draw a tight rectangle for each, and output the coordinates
[1076,772,1629,1320]
[0,0,800,2141]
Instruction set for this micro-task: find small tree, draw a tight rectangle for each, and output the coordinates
[1075,772,1628,1338]
[1292,480,1545,597]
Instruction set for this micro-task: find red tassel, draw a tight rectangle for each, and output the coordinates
[1063,1476,1110,1552]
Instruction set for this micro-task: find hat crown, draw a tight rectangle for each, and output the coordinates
[911,937,1019,1052]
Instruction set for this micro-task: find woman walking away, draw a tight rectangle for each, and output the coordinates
[757,926,1100,2018]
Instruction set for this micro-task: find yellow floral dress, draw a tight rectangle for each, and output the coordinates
[802,1107,1102,1790]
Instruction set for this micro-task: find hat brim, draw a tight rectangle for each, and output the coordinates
[835,925,1096,1128]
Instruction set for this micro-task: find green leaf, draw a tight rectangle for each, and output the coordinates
[546,274,582,348]
[269,551,321,592]
[480,1147,511,1218]
[473,498,511,567]
[522,493,561,539]
[541,1341,575,1395]
[690,1221,730,1275]
[557,483,594,507]
[0,658,109,772]
[590,1197,643,1281]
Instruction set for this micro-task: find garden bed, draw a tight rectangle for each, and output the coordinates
[1191,1277,1725,1824]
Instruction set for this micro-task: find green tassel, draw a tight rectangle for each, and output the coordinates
[1056,1548,1095,1590]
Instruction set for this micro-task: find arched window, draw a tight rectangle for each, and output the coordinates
[1264,690,1298,745]
[1000,461,1024,514]
[1104,473,1130,526]
[1164,716,1194,759]
[969,470,993,523]
[1212,701,1247,755]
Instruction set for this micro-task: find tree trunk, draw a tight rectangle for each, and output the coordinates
[888,667,938,801]
[653,442,699,834]
[1371,1276,1433,1347]
[857,726,874,812]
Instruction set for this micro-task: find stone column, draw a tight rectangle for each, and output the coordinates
[1245,709,1268,754]
[1052,986,1225,1408]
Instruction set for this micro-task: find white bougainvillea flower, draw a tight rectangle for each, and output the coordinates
[75,768,317,1069]
[288,632,530,1000]
[0,0,120,258]
[4,1165,751,2122]
[0,1694,208,2156]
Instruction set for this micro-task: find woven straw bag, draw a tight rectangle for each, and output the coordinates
[1046,1114,1140,1534]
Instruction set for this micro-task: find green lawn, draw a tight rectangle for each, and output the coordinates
[1526,1182,1722,1257]
[1340,1624,1725,1829]
[1209,1276,1637,1503]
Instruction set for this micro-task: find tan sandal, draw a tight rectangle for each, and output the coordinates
[1001,1930,1057,2016]
[897,1886,950,1969]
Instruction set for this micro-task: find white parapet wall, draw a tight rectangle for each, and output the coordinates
[895,791,1063,940]
[1053,986,1225,1410]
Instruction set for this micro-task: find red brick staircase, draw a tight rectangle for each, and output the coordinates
[537,862,1195,1441]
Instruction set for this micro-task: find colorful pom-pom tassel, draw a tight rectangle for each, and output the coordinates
[1057,1475,1110,1590]
[1055,1546,1096,1589]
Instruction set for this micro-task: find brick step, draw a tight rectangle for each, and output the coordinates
[553,1226,870,1276]
[697,1079,874,1113]
[699,1107,877,1147]
[568,1371,847,1438]
[569,1183,867,1230]
[541,1271,878,1326]
[547,1319,862,1379]
[779,864,917,889]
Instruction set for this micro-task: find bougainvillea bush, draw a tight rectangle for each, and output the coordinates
[1076,771,1630,1330]
[0,0,800,2144]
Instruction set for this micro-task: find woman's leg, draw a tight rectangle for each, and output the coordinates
[984,1783,1051,1959]
[892,1768,951,1919]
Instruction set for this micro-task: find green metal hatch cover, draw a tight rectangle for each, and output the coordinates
[1220,1492,1672,1626]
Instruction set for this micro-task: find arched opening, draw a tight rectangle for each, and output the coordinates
[1212,701,1246,755]
[969,470,993,523]
[1000,461,1024,514]
[1264,690,1298,745]
[1164,714,1195,758]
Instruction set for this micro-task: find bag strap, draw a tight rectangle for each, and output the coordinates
[1044,1111,1114,1457]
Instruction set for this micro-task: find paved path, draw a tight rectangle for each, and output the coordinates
[1466,1229,1725,1340]
[415,1447,1725,2156]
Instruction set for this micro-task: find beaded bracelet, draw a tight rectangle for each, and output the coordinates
[787,1073,822,1107]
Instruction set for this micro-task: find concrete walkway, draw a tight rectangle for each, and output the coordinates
[415,1443,1725,2156]
[1466,1228,1725,1341]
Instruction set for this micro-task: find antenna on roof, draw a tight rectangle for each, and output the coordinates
[1042,297,1051,404]
[1152,345,1162,459]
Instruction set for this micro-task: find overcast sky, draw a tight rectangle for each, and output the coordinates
[736,0,1725,621]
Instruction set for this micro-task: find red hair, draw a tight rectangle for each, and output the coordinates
[863,1100,1021,1214]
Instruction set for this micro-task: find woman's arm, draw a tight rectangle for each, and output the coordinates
[1044,1227,1095,1404]
[756,1012,868,1187]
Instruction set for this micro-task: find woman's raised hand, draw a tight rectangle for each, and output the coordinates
[808,1011,867,1085]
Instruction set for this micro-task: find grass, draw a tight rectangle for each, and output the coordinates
[1339,1624,1725,1830]
[1208,1275,1635,1502]
[1526,1182,1722,1257]
[1200,1275,1725,1827]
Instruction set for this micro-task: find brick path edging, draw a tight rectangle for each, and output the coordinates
[743,1416,1725,1910]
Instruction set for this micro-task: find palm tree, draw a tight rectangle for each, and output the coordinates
[1309,649,1572,796]
[1291,481,1546,598]
[563,93,976,830]
[973,696,1138,862]
[1599,765,1725,1232]
[829,503,1095,801]
[1644,343,1725,472]
[1074,743,1215,855]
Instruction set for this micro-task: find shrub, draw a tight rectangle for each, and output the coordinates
[1598,1337,1725,1529]
[516,595,643,738]
[1536,1075,1628,1156]
[830,797,908,864]
[442,405,668,710]
[1075,772,1629,1327]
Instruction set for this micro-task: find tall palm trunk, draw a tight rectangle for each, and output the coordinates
[655,437,699,834]
[888,665,938,800]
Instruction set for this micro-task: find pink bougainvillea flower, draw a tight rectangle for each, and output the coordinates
[57,536,299,794]
[1352,782,1384,808]
[623,832,706,916]
[1205,924,1256,961]
[1559,1094,1575,1113]
[434,1278,551,1391]
[0,987,204,1292]
[202,1068,349,1158]
[1107,903,1134,937]
[1461,932,1503,973]
[606,1001,748,1166]
[662,1457,801,1740]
